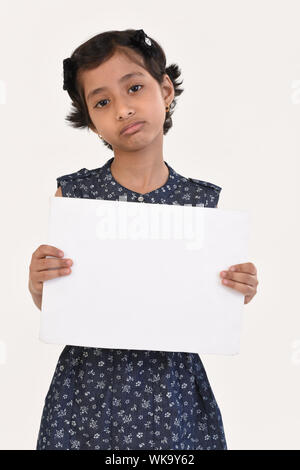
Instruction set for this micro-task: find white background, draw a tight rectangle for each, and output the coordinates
[0,0,299,450]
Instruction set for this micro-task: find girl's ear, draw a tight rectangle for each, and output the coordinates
[161,73,175,104]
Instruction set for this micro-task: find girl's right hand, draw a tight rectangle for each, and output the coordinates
[28,244,73,297]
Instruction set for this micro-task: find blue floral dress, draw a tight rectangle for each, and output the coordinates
[36,157,227,450]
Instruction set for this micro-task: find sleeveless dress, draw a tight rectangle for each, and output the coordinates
[36,156,227,450]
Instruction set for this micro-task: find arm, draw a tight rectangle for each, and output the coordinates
[28,186,63,310]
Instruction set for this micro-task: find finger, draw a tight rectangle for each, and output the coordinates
[228,262,257,275]
[36,257,73,272]
[221,277,255,296]
[31,267,72,283]
[220,271,258,288]
[33,244,64,260]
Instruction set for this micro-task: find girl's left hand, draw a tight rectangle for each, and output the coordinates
[220,262,259,304]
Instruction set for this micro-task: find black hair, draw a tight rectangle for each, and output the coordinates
[63,28,184,151]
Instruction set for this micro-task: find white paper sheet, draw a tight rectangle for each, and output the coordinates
[40,197,250,355]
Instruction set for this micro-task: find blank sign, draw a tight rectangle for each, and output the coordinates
[40,197,250,355]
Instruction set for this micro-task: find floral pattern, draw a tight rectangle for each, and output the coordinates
[36,157,226,450]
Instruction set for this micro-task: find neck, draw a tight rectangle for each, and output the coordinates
[110,134,169,194]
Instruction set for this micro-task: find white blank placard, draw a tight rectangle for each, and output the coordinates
[40,197,250,355]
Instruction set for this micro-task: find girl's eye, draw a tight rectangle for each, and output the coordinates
[94,84,143,109]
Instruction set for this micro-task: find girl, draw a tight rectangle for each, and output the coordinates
[29,28,259,450]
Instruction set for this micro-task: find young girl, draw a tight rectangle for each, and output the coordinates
[29,28,258,450]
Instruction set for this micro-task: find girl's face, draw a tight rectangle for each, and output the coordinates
[79,50,174,151]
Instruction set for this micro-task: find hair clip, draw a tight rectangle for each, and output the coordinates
[63,57,77,91]
[130,29,156,58]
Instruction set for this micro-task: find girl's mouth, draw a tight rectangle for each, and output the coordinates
[121,122,145,135]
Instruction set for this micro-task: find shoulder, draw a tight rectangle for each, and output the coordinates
[185,176,222,208]
[187,177,222,194]
[167,162,222,207]
[56,158,111,189]
[55,158,113,198]
[170,164,222,194]
[56,165,106,198]
[56,167,93,188]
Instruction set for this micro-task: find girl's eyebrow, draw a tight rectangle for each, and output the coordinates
[87,72,145,101]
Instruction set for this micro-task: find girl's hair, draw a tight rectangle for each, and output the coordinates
[64,28,184,151]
